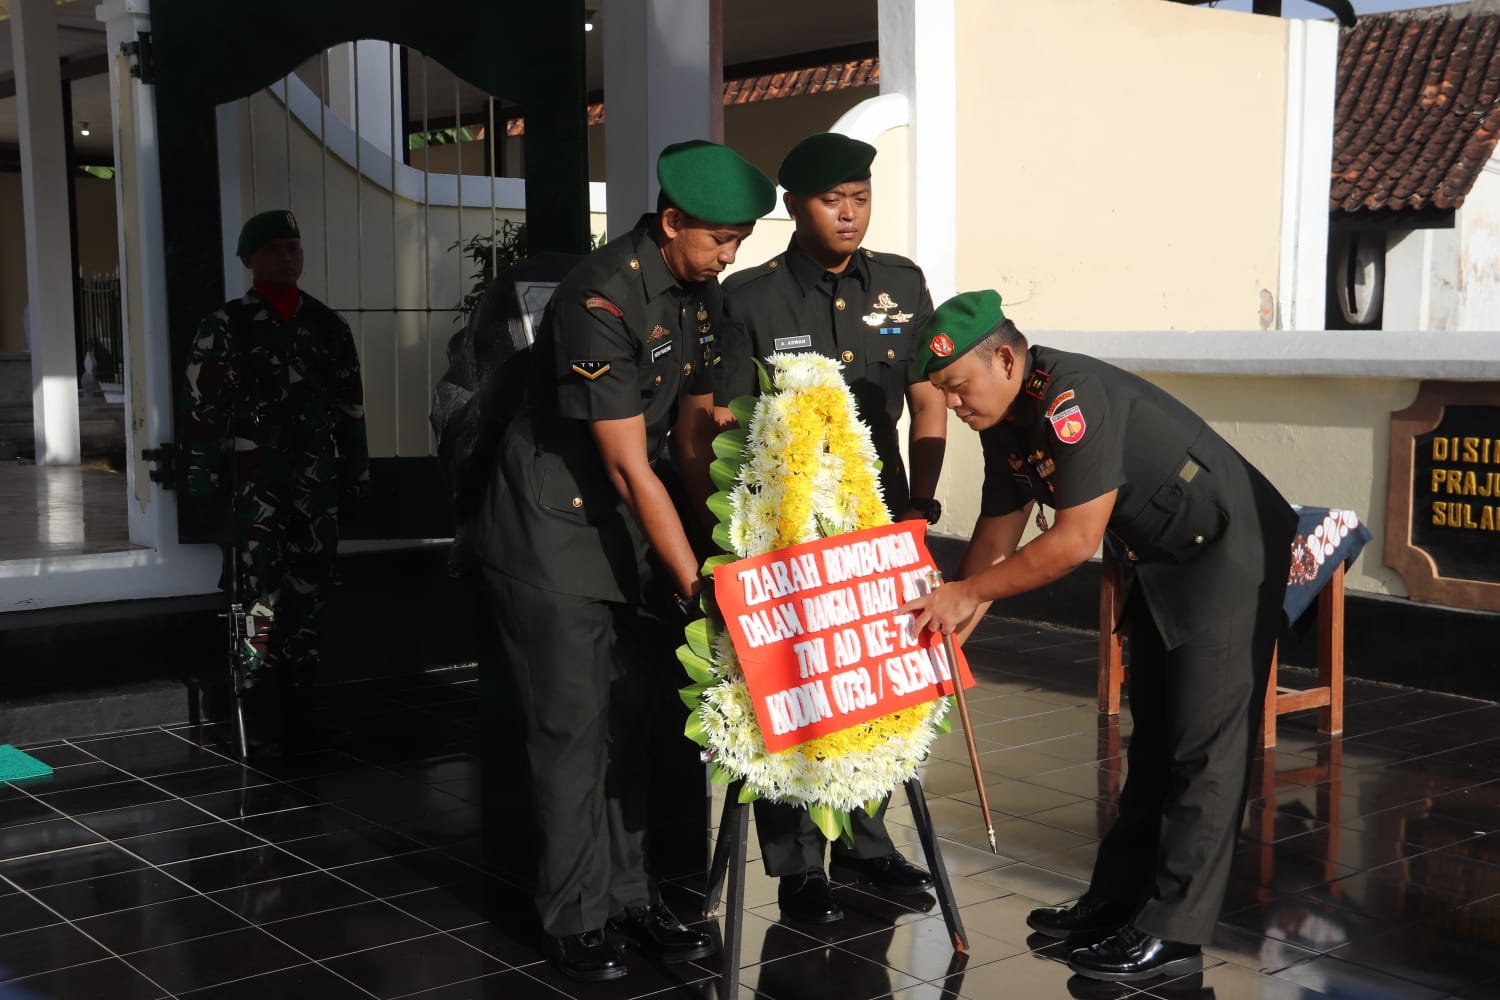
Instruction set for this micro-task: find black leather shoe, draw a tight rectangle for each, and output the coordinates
[1026,896,1133,940]
[542,929,627,981]
[828,852,934,894]
[1068,924,1203,982]
[607,904,714,963]
[778,869,844,923]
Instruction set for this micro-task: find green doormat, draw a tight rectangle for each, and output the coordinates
[0,745,53,782]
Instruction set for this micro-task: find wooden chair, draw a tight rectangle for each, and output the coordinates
[1096,548,1345,748]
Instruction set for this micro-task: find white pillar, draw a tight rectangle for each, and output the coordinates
[602,0,718,241]
[878,0,956,305]
[11,0,82,465]
[1278,19,1336,331]
[326,41,401,159]
[95,0,218,593]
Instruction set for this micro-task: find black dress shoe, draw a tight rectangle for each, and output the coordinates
[778,869,844,923]
[828,852,934,894]
[1068,924,1203,982]
[1026,895,1133,939]
[607,904,714,963]
[542,929,627,981]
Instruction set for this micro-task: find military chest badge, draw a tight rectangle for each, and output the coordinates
[873,292,898,311]
[697,305,708,322]
[1050,404,1086,444]
[648,324,670,342]
[862,311,888,327]
[929,333,954,357]
[773,335,813,352]
[571,360,611,381]
[889,311,913,323]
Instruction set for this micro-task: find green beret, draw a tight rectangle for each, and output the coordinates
[656,140,775,225]
[778,132,876,195]
[236,209,301,256]
[913,290,1008,378]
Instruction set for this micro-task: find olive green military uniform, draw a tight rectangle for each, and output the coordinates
[183,286,369,684]
[476,216,718,937]
[714,244,933,876]
[977,344,1296,945]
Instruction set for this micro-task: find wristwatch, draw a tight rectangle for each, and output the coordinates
[908,497,942,525]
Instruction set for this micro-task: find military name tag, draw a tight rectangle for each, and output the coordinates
[773,335,813,352]
[651,341,674,363]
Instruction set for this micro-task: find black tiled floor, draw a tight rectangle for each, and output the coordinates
[1,626,1497,999]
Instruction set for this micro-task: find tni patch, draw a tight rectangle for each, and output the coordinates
[571,360,611,381]
[584,296,623,318]
[1050,405,1086,444]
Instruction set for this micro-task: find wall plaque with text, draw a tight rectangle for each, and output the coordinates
[1386,381,1500,612]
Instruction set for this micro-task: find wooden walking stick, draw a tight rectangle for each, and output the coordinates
[927,571,997,854]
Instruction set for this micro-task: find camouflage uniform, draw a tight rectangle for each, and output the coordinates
[183,287,369,684]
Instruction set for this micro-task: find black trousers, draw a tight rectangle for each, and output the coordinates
[482,569,667,936]
[754,797,896,877]
[1086,570,1286,944]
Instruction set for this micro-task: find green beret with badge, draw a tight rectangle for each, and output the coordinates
[912,289,1008,378]
[236,209,301,257]
[777,132,877,195]
[656,140,776,225]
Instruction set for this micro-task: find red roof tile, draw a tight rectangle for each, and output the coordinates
[1332,4,1500,214]
[504,57,879,137]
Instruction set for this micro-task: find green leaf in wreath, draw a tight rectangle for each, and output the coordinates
[712,521,735,554]
[684,709,709,747]
[701,553,735,577]
[935,696,955,734]
[736,784,761,804]
[685,618,714,659]
[708,761,734,786]
[705,491,735,524]
[837,809,855,850]
[864,797,883,818]
[709,459,741,493]
[807,802,842,842]
[678,683,708,710]
[754,358,775,395]
[711,429,749,462]
[676,645,715,684]
[728,395,757,427]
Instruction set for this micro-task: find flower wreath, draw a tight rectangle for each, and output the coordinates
[679,353,950,842]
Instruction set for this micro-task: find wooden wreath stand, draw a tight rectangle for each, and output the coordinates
[701,777,968,999]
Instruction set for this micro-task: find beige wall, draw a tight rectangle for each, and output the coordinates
[0,171,120,354]
[953,0,1288,331]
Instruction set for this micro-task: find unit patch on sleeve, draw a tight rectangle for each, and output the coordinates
[584,296,623,317]
[1045,389,1076,419]
[571,360,611,381]
[1050,404,1087,444]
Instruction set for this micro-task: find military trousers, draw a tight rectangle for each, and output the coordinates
[482,569,662,937]
[1086,569,1286,945]
[755,797,896,877]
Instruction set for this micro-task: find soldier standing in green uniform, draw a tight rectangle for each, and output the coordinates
[900,290,1296,983]
[476,141,774,982]
[713,133,945,923]
[183,210,369,754]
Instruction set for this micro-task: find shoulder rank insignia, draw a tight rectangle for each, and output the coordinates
[571,360,611,381]
[584,296,623,318]
[1024,368,1052,399]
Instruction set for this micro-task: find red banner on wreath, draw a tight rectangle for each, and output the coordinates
[713,521,975,753]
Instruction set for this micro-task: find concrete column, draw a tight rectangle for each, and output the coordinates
[94,0,216,597]
[11,0,81,465]
[878,0,956,304]
[326,41,401,159]
[602,0,718,241]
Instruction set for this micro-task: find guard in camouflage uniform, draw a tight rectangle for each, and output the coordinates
[183,209,369,753]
